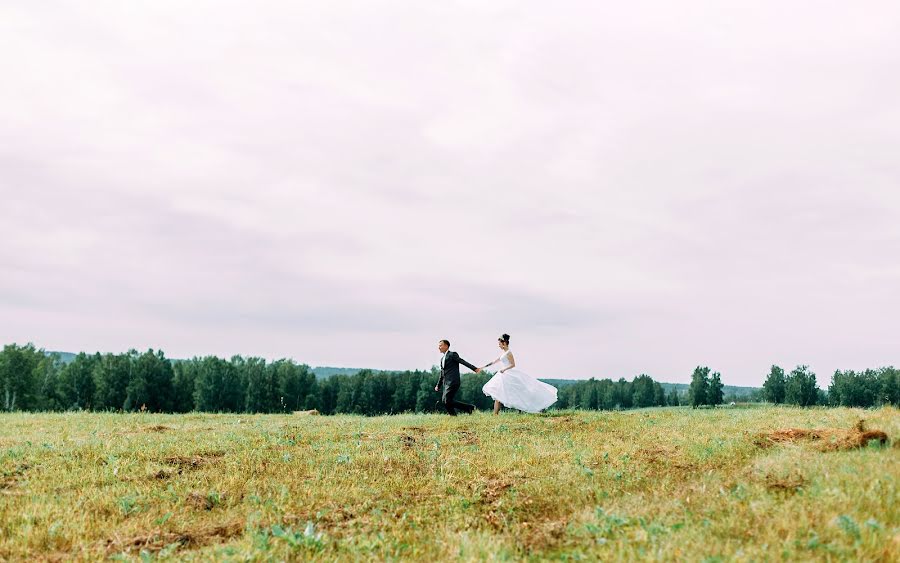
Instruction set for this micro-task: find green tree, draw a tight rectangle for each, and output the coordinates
[614,378,632,409]
[57,352,100,410]
[631,374,656,408]
[708,372,724,405]
[414,369,439,412]
[125,349,175,412]
[878,367,899,405]
[92,353,131,410]
[667,388,680,406]
[272,360,315,413]
[194,356,244,412]
[35,352,65,410]
[243,357,271,413]
[762,365,786,404]
[688,366,710,408]
[785,365,818,407]
[171,360,199,412]
[0,343,43,411]
[653,382,666,406]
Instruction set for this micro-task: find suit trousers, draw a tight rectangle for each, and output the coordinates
[442,380,474,416]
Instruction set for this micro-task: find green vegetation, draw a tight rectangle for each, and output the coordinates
[2,344,897,416]
[0,407,896,560]
[0,344,694,415]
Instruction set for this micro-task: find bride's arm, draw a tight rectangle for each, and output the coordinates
[500,352,516,372]
[482,356,501,369]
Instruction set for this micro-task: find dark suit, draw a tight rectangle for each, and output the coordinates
[436,351,478,415]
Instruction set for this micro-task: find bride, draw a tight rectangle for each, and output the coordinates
[481,333,558,415]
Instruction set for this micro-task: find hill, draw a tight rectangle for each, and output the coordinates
[47,351,77,363]
[310,366,394,379]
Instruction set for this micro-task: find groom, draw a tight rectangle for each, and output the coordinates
[435,339,481,415]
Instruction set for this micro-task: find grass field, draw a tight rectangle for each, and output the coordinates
[1,406,897,561]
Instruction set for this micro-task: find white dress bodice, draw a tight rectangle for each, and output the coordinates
[499,350,513,368]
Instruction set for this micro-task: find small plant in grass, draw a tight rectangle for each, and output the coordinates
[835,515,860,541]
[118,494,140,516]
[270,522,325,551]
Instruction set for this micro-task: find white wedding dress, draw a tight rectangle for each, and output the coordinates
[482,350,557,413]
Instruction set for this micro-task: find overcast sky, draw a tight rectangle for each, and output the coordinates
[2,1,899,385]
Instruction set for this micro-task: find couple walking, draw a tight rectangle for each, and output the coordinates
[435,333,557,416]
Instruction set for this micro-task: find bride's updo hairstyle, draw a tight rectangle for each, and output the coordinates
[498,333,510,345]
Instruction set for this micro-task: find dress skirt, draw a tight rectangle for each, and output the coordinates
[482,369,557,413]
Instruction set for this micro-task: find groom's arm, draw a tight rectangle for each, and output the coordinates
[454,352,479,373]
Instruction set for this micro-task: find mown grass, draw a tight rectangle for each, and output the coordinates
[1,406,897,561]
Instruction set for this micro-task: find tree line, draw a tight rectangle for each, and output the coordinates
[553,374,678,410]
[1,343,896,413]
[761,364,898,407]
[0,344,686,414]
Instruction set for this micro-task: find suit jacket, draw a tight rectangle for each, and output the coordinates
[437,351,478,389]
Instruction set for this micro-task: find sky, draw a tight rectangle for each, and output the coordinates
[2,1,899,386]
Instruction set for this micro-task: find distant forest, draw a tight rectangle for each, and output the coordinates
[0,343,896,414]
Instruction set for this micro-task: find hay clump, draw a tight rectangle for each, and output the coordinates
[754,420,888,451]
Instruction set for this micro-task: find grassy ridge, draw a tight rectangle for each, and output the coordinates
[1,407,897,561]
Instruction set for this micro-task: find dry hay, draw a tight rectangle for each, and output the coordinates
[457,429,480,446]
[517,518,569,551]
[754,420,889,451]
[186,490,226,511]
[105,520,244,555]
[469,473,526,530]
[113,425,174,436]
[764,470,807,494]
[476,477,515,529]
[399,426,426,449]
[162,450,226,472]
[0,463,30,493]
[293,409,320,415]
[399,434,419,449]
[633,445,694,469]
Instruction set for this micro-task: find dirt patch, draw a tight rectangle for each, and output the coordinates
[186,491,226,510]
[457,430,480,446]
[517,518,569,551]
[481,478,514,504]
[105,520,244,554]
[0,463,30,492]
[113,425,174,436]
[765,470,807,494]
[159,451,226,476]
[547,415,589,429]
[635,445,688,466]
[399,434,419,449]
[470,474,525,530]
[162,451,226,472]
[398,427,425,449]
[754,420,889,451]
[164,456,206,470]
